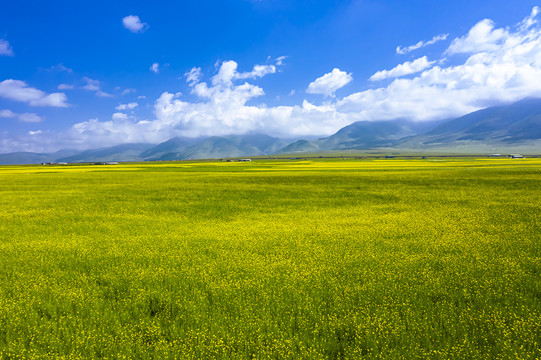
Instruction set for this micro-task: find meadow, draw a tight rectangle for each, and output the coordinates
[0,157,539,359]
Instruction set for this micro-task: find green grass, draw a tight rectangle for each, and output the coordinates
[0,158,540,359]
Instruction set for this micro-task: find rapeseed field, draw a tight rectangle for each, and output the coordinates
[0,158,539,359]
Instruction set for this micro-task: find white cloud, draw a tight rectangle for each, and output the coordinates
[19,113,43,123]
[0,39,14,56]
[446,19,508,54]
[236,64,276,80]
[82,77,100,91]
[338,7,541,121]
[276,56,287,66]
[82,77,113,97]
[520,6,540,31]
[396,34,449,55]
[370,56,436,81]
[58,83,75,90]
[96,90,114,98]
[28,130,43,136]
[211,61,238,85]
[0,80,68,107]
[121,88,137,95]
[150,63,160,73]
[0,109,43,122]
[112,112,128,120]
[210,60,280,86]
[49,64,72,73]
[116,102,138,110]
[306,68,353,97]
[185,67,202,86]
[122,15,148,33]
[0,109,17,118]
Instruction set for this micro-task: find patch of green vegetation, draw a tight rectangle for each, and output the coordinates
[0,158,540,359]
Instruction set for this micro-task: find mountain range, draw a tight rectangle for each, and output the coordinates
[1,98,540,164]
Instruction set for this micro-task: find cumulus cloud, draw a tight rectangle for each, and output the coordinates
[446,19,508,54]
[150,63,160,73]
[0,109,43,122]
[0,39,14,56]
[210,60,280,86]
[116,102,138,111]
[396,34,449,55]
[370,56,436,81]
[306,68,353,97]
[122,15,148,33]
[185,67,202,86]
[338,8,541,121]
[0,80,68,107]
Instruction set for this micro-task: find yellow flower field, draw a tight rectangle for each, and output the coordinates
[0,158,539,359]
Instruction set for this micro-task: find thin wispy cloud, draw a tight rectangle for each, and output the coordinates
[185,67,202,86]
[82,77,113,97]
[58,84,75,90]
[121,88,137,95]
[48,64,72,73]
[0,39,14,56]
[396,33,449,54]
[370,56,436,81]
[0,109,43,122]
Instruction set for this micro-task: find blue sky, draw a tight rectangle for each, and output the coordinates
[1,0,541,152]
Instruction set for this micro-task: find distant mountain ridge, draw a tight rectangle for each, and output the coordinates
[144,134,289,161]
[397,98,541,150]
[277,120,433,154]
[1,98,541,164]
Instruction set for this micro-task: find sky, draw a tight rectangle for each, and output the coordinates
[1,0,541,153]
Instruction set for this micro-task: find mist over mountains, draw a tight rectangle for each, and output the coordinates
[1,98,540,165]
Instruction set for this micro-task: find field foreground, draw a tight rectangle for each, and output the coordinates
[0,158,540,359]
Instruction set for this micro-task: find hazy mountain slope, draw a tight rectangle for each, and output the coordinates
[399,98,541,148]
[57,143,154,163]
[277,140,321,154]
[0,152,55,165]
[154,134,287,160]
[277,120,433,154]
[140,137,201,160]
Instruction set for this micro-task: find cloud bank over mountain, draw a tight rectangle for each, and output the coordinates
[3,7,541,153]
